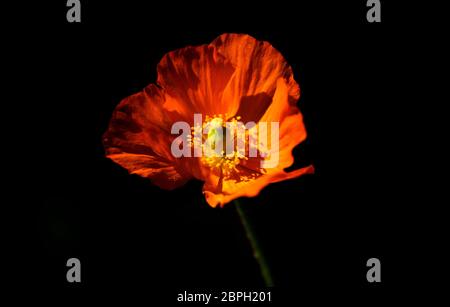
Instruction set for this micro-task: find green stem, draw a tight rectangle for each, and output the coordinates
[234,199,274,287]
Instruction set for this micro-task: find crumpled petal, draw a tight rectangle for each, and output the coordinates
[106,153,189,190]
[157,43,236,116]
[203,165,314,208]
[238,78,306,173]
[103,84,190,189]
[212,34,300,123]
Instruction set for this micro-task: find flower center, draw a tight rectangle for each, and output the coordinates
[191,114,249,178]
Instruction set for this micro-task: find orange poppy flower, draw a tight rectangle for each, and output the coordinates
[103,33,314,207]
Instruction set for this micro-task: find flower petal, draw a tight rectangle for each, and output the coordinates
[106,153,189,190]
[103,84,189,189]
[157,44,236,116]
[212,34,300,123]
[203,165,314,208]
[238,78,306,172]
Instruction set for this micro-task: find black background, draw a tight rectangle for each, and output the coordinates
[10,0,443,303]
